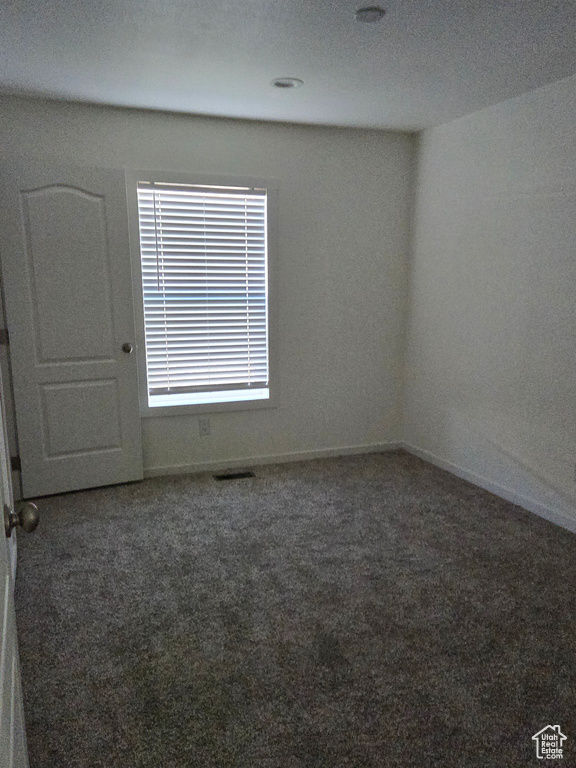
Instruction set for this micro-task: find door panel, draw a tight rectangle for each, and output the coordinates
[23,186,115,362]
[0,164,143,497]
[41,379,122,455]
[0,367,29,768]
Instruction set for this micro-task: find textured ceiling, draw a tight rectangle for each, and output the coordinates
[1,0,576,130]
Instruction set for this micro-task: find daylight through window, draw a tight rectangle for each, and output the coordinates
[136,181,270,408]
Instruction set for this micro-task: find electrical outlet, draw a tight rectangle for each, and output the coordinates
[199,416,211,437]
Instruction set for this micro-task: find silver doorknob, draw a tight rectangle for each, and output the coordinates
[4,502,39,538]
[122,342,133,354]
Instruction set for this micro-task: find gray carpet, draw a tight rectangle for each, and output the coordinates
[14,450,576,767]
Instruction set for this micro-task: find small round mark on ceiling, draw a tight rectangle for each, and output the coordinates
[355,6,386,23]
[270,77,304,89]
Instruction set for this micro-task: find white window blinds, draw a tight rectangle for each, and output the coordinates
[136,182,269,405]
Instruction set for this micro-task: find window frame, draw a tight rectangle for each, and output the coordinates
[126,169,279,417]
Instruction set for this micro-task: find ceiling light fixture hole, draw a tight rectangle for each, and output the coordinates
[355,6,386,22]
[270,77,304,89]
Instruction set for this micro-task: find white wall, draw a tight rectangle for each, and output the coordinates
[0,96,415,475]
[1,83,575,532]
[404,74,576,531]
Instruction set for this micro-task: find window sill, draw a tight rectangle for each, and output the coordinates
[140,388,275,417]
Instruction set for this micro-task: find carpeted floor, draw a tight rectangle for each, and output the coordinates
[14,450,576,767]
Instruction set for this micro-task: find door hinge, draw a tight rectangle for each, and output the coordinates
[10,456,21,472]
[0,329,8,346]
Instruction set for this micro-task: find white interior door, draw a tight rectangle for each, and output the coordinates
[0,366,29,768]
[0,164,143,497]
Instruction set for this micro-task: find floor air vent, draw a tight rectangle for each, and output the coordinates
[213,471,255,481]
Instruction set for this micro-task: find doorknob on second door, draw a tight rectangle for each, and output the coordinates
[4,502,39,538]
[122,343,133,354]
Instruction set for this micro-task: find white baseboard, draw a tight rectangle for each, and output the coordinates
[144,441,402,479]
[144,438,576,535]
[402,442,576,535]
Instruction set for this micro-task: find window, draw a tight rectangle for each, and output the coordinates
[129,173,275,413]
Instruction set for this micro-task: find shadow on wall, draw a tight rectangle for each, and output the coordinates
[408,406,576,533]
